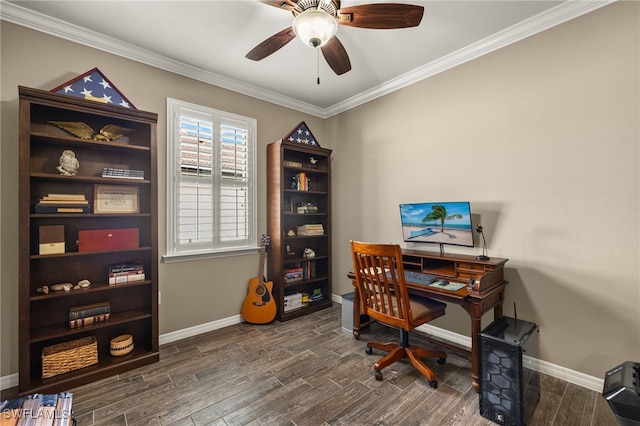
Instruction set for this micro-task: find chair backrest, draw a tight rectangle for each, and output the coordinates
[350,241,413,330]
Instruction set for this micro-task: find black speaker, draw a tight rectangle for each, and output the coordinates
[479,316,540,426]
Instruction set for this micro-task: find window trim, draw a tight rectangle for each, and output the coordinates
[163,98,258,263]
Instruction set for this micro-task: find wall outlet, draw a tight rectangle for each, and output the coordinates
[158,291,161,305]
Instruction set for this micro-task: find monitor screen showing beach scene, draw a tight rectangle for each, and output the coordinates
[399,202,474,247]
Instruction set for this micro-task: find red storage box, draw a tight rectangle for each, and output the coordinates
[78,228,139,252]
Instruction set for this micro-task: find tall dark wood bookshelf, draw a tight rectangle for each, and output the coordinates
[18,86,159,395]
[267,139,332,321]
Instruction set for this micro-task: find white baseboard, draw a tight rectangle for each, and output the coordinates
[0,295,604,393]
[159,314,244,346]
[0,373,18,391]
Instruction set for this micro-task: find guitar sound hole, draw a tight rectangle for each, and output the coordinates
[256,286,265,296]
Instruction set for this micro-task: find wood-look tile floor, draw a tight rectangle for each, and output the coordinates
[4,305,619,425]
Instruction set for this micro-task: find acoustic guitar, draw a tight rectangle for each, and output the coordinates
[241,234,276,324]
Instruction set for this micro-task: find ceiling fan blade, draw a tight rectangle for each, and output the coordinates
[321,37,351,75]
[259,0,299,13]
[246,26,297,61]
[337,3,424,29]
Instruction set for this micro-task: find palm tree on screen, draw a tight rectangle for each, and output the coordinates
[422,205,462,232]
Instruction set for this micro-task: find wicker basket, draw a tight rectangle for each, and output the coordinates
[110,334,134,356]
[41,336,98,378]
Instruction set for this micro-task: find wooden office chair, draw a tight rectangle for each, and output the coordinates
[350,241,447,388]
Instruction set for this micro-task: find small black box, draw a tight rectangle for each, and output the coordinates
[479,316,540,425]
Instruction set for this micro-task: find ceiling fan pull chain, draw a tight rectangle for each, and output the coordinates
[317,48,321,85]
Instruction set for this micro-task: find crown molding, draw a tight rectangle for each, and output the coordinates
[1,0,615,119]
[324,0,616,117]
[0,0,327,117]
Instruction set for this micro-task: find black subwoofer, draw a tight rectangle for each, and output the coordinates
[479,316,540,426]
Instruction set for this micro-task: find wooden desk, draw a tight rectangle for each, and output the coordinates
[348,248,508,392]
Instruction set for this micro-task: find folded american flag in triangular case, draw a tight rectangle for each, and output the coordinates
[51,67,136,109]
[285,121,320,147]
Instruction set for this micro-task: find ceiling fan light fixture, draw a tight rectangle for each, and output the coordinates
[293,9,337,48]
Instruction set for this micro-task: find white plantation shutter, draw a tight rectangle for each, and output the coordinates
[166,99,256,260]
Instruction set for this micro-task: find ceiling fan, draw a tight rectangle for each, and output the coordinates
[245,0,424,76]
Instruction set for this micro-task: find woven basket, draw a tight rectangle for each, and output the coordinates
[42,336,98,378]
[110,334,134,356]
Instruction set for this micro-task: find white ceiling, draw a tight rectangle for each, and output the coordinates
[1,0,612,117]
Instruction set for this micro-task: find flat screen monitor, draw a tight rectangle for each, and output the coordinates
[399,201,474,247]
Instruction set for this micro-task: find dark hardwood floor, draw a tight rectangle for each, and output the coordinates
[4,305,618,425]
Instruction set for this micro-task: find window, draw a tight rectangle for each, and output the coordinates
[165,98,257,261]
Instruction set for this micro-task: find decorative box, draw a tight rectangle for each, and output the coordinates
[39,225,65,255]
[41,336,98,378]
[283,293,302,312]
[78,228,139,252]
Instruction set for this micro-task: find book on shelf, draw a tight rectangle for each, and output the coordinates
[283,160,303,168]
[69,302,110,321]
[293,172,309,191]
[296,203,318,214]
[102,167,144,179]
[284,267,304,283]
[69,302,111,329]
[40,193,86,201]
[296,224,324,236]
[35,205,90,214]
[69,313,111,329]
[303,260,316,280]
[35,193,90,214]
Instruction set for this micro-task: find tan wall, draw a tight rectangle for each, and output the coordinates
[0,22,326,376]
[329,1,639,379]
[2,1,638,382]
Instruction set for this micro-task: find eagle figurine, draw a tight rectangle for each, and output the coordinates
[48,121,134,141]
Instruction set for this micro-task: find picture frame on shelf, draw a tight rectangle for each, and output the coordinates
[94,184,139,214]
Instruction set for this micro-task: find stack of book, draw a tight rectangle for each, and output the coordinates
[108,262,145,285]
[303,260,316,280]
[102,167,144,179]
[284,267,304,283]
[296,224,324,236]
[293,172,309,191]
[69,302,110,328]
[35,193,89,214]
[296,202,318,214]
[0,392,74,425]
[283,160,303,168]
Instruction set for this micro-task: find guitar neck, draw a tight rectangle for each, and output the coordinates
[258,247,266,285]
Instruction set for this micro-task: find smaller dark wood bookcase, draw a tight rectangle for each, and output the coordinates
[267,140,332,321]
[18,86,159,395]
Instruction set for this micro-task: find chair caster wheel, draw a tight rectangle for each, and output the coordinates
[365,346,373,355]
[437,357,446,365]
[375,371,383,381]
[428,380,438,389]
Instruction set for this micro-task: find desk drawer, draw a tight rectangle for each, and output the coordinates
[457,262,485,272]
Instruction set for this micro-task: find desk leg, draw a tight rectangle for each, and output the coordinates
[352,287,361,340]
[471,316,482,392]
[494,303,503,320]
